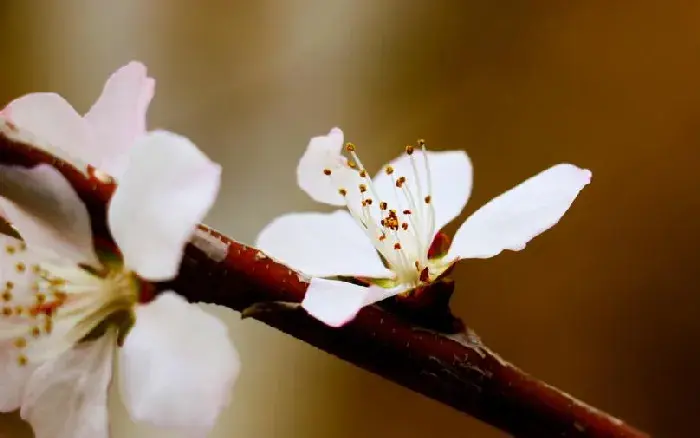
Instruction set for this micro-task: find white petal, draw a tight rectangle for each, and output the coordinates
[373,150,473,234]
[108,131,221,281]
[84,61,155,179]
[0,342,35,412]
[21,333,114,438]
[302,278,407,327]
[297,127,357,206]
[3,93,90,167]
[256,210,393,279]
[448,164,591,260]
[0,164,99,267]
[119,292,239,435]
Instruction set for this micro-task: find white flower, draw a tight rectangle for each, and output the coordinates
[0,74,239,436]
[256,128,592,327]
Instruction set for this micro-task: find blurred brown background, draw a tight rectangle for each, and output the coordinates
[1,1,698,437]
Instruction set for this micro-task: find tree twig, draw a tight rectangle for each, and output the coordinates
[0,129,649,438]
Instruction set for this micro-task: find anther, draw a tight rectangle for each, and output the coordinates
[380,202,388,210]
[359,169,367,178]
[323,168,332,176]
[338,188,347,196]
[345,143,356,152]
[2,291,12,302]
[17,355,27,367]
[385,166,394,175]
[401,223,409,230]
[424,195,432,204]
[6,281,13,290]
[419,267,430,282]
[35,294,46,304]
[396,176,406,188]
[394,243,402,250]
[2,307,12,316]
[31,327,41,338]
[359,184,367,193]
[347,161,357,169]
[15,262,26,273]
[6,245,15,254]
[405,145,415,155]
[417,139,426,147]
[403,209,411,215]
[14,338,26,348]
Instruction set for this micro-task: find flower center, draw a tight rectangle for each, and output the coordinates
[0,242,141,366]
[323,141,438,287]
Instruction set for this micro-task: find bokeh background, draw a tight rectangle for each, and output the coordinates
[1,1,698,437]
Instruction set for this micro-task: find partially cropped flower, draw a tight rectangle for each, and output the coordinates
[0,127,238,436]
[256,128,591,327]
[2,61,154,178]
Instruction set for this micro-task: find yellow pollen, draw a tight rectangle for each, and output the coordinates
[359,169,367,178]
[347,161,357,169]
[323,168,332,176]
[385,166,394,175]
[345,143,356,152]
[396,176,406,188]
[15,262,26,273]
[424,195,432,204]
[405,145,415,155]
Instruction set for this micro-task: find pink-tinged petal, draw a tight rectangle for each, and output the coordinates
[448,164,591,260]
[21,333,114,438]
[256,210,394,279]
[302,278,407,327]
[0,343,35,412]
[0,164,99,267]
[108,131,221,281]
[373,150,473,237]
[3,93,90,167]
[297,127,360,206]
[119,292,239,434]
[85,62,155,179]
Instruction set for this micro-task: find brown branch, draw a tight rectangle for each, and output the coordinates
[0,132,649,438]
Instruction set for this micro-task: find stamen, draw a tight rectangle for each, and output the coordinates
[385,166,394,175]
[380,202,388,210]
[401,223,409,230]
[338,188,347,196]
[394,243,402,250]
[405,145,415,155]
[395,176,406,188]
[323,168,332,176]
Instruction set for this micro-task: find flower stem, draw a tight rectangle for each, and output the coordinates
[0,133,649,438]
